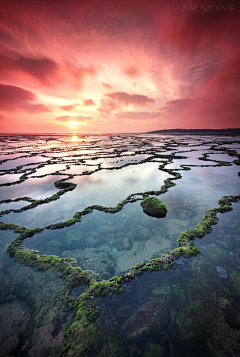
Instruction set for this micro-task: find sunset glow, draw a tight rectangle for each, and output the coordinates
[71,135,81,142]
[69,121,78,129]
[0,0,239,133]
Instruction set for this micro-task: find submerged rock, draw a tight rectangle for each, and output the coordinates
[230,271,240,294]
[62,248,116,279]
[115,237,132,251]
[224,305,240,329]
[122,300,169,340]
[151,284,174,305]
[141,197,167,218]
[142,342,165,357]
[216,266,228,279]
[0,332,21,356]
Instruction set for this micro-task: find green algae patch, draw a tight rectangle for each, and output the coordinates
[141,196,167,218]
[54,180,77,190]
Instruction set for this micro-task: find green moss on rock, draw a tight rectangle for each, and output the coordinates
[141,197,167,218]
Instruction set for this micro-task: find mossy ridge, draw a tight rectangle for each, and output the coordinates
[0,152,51,166]
[0,168,36,187]
[0,178,77,217]
[4,142,237,218]
[31,160,184,231]
[0,153,76,187]
[0,196,35,204]
[3,156,238,279]
[198,152,232,166]
[175,145,240,169]
[4,193,240,356]
[200,146,240,166]
[0,221,27,234]
[62,193,240,356]
[1,139,240,354]
[0,151,183,216]
[0,157,58,187]
[0,141,237,227]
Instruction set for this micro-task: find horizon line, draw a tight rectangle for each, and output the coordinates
[0,128,240,135]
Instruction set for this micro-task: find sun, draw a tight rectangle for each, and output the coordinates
[69,120,78,128]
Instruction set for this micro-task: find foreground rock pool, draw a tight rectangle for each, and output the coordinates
[0,133,240,356]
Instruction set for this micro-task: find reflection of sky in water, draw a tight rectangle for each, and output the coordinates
[219,143,240,149]
[0,153,25,160]
[0,201,28,211]
[161,165,240,213]
[1,159,239,230]
[24,200,189,277]
[207,153,236,162]
[166,150,208,168]
[0,156,49,170]
[17,163,240,277]
[61,149,99,157]
[0,174,22,184]
[0,135,239,286]
[30,164,67,176]
[166,149,238,168]
[0,175,64,200]
[2,162,170,227]
[100,154,150,168]
[0,231,18,250]
[62,165,98,175]
[181,145,211,150]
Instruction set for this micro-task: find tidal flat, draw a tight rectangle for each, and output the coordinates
[0,133,240,356]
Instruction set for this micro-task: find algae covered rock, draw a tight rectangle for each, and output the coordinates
[122,300,169,340]
[54,181,76,190]
[141,197,167,218]
[151,284,174,305]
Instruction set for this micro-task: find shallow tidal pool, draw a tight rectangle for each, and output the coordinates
[0,133,240,356]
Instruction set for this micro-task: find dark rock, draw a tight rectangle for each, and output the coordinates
[122,300,169,340]
[224,305,240,329]
[141,197,167,218]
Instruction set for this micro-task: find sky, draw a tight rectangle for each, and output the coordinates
[0,0,239,133]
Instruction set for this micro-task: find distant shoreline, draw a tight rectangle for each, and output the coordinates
[146,128,240,136]
[0,128,240,136]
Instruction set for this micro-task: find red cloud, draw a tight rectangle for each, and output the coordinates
[0,0,239,131]
[0,53,58,85]
[157,93,240,128]
[115,111,160,120]
[60,104,76,111]
[84,99,95,106]
[124,66,140,78]
[106,92,155,106]
[0,84,49,112]
[102,83,113,89]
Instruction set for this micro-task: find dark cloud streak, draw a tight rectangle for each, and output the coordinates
[0,84,49,112]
